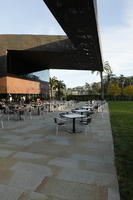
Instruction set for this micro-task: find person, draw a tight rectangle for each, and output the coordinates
[8,94,12,102]
[37,98,42,103]
[19,96,25,105]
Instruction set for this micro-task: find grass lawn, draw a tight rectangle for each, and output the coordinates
[109,101,133,200]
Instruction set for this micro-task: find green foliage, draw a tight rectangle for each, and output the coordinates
[91,82,101,94]
[123,85,133,97]
[49,76,58,89]
[49,76,58,98]
[107,84,121,97]
[109,102,133,200]
[103,61,112,75]
[56,80,66,100]
[66,94,101,101]
[49,77,66,100]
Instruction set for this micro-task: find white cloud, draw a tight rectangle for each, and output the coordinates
[100,0,133,76]
[47,26,65,35]
[28,25,65,36]
[50,70,100,88]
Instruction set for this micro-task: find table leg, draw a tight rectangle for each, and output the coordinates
[49,103,50,112]
[19,111,22,120]
[81,112,83,122]
[73,118,75,133]
[37,107,40,115]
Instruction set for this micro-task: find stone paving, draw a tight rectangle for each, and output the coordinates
[0,103,120,200]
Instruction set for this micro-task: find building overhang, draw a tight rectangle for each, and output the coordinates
[43,0,103,71]
[7,48,101,75]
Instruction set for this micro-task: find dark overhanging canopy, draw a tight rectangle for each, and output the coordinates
[5,0,103,75]
[42,0,103,71]
[7,48,101,74]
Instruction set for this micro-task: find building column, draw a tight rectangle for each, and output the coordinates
[100,71,104,100]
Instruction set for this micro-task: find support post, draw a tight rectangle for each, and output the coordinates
[100,71,104,100]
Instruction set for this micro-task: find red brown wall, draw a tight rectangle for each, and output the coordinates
[0,77,7,93]
[6,76,41,94]
[0,76,41,94]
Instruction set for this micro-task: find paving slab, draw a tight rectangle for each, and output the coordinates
[37,178,107,200]
[9,162,53,190]
[29,192,47,200]
[79,160,116,174]
[0,184,23,200]
[26,133,43,138]
[13,152,47,160]
[0,150,14,158]
[57,167,116,186]
[13,123,46,133]
[108,188,120,200]
[48,157,79,168]
[2,135,24,140]
[46,136,69,145]
[18,191,47,200]
[7,138,42,146]
[70,153,114,164]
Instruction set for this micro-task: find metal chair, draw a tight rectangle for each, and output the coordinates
[98,106,104,118]
[54,117,66,135]
[0,113,4,128]
[80,116,92,135]
[59,112,66,118]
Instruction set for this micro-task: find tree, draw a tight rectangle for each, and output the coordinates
[109,75,118,85]
[92,61,112,76]
[103,61,112,75]
[107,83,121,100]
[103,61,115,93]
[123,85,133,99]
[91,82,101,94]
[118,74,126,95]
[119,74,125,88]
[56,80,66,100]
[124,76,133,87]
[85,83,91,94]
[49,76,58,99]
[91,61,113,99]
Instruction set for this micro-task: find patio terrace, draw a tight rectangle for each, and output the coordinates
[0,102,120,200]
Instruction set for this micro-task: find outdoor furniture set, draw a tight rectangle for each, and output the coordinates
[54,101,105,135]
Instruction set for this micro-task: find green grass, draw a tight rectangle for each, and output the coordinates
[109,101,133,200]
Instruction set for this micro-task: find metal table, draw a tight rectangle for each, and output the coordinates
[74,109,89,115]
[82,106,91,110]
[63,113,85,133]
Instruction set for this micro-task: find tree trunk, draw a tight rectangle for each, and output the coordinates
[100,71,104,100]
[50,87,53,99]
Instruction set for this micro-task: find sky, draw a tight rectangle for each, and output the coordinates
[0,0,133,87]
